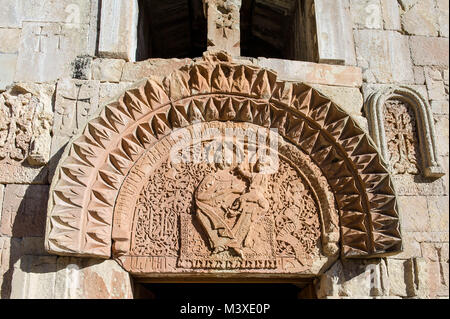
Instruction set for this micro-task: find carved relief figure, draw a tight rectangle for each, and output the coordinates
[195,156,272,258]
[384,100,421,174]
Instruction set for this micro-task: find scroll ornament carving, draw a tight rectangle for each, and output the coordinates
[0,88,53,166]
[45,53,401,263]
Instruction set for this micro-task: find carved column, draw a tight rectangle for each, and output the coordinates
[205,0,241,56]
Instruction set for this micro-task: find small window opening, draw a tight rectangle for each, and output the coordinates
[137,0,207,61]
[240,0,318,61]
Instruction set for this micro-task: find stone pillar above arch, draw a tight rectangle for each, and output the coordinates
[205,0,241,56]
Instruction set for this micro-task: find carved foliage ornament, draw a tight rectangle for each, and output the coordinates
[45,53,402,263]
[365,86,444,178]
[0,87,53,166]
[384,100,421,175]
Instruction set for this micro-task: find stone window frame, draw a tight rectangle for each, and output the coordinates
[97,0,356,65]
[365,86,444,178]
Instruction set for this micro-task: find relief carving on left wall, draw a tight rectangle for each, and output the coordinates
[0,86,53,183]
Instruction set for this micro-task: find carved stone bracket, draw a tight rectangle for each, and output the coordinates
[365,86,444,178]
[45,53,401,266]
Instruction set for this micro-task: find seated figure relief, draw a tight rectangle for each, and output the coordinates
[194,156,272,258]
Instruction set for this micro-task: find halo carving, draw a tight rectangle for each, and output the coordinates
[45,54,402,263]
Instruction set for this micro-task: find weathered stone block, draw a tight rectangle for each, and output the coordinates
[0,29,21,54]
[0,237,22,298]
[410,36,449,68]
[397,196,430,232]
[52,78,100,145]
[49,79,100,182]
[381,0,401,30]
[121,58,192,82]
[437,0,449,37]
[314,0,357,65]
[408,231,449,243]
[390,232,422,259]
[421,260,449,297]
[316,259,389,298]
[54,258,133,299]
[386,259,414,297]
[15,22,92,82]
[442,156,449,195]
[310,84,363,116]
[0,184,49,237]
[0,184,4,223]
[0,53,17,91]
[20,0,92,25]
[98,0,139,61]
[421,243,449,263]
[256,58,363,87]
[392,174,446,196]
[431,100,449,115]
[350,0,383,29]
[413,66,425,85]
[92,59,125,82]
[400,0,439,36]
[425,67,446,101]
[99,82,133,106]
[427,197,450,232]
[434,115,449,157]
[10,255,58,299]
[354,30,414,83]
[0,0,21,28]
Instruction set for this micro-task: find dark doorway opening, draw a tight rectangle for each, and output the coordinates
[240,0,317,61]
[137,0,207,61]
[134,282,317,300]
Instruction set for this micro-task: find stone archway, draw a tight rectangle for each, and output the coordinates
[45,53,402,279]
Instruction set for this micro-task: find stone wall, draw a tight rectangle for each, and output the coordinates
[0,0,448,299]
[314,0,449,299]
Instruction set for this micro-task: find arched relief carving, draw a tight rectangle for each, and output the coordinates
[45,53,402,265]
[112,121,340,275]
[365,86,444,178]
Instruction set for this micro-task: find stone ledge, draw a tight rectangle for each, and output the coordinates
[252,57,363,88]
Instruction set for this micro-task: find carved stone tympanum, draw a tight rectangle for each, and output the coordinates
[45,53,402,278]
[112,122,337,275]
